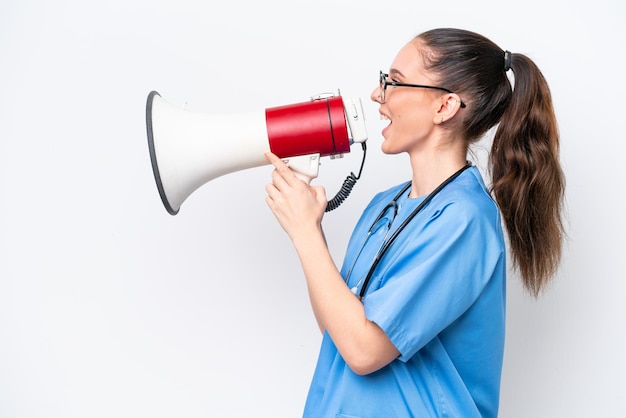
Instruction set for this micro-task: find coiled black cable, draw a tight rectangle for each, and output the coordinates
[325,142,367,212]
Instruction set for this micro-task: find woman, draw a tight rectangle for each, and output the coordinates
[264,28,565,418]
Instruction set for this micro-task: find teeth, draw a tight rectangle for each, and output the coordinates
[380,114,389,120]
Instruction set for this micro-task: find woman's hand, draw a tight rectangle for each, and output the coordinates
[264,152,327,243]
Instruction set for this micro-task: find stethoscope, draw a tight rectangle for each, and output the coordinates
[345,162,472,300]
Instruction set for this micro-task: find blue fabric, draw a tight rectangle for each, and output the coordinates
[303,167,506,418]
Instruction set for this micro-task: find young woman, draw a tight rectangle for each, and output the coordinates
[264,28,565,418]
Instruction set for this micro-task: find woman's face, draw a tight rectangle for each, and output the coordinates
[371,40,443,155]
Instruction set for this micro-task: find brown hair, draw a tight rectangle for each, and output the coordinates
[416,28,565,297]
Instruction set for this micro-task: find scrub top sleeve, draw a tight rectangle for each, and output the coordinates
[363,199,505,361]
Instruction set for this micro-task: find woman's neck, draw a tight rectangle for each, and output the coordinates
[407,147,468,198]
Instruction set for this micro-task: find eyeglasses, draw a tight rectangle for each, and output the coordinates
[379,71,466,108]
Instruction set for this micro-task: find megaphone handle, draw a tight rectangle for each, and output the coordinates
[282,153,320,185]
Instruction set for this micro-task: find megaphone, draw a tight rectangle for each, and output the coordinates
[146,91,368,215]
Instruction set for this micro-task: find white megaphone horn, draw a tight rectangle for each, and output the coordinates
[146,91,368,215]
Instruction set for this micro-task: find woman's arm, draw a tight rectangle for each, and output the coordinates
[265,152,400,375]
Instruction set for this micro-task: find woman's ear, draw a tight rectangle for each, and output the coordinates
[434,94,462,124]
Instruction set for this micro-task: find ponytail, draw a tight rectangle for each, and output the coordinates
[490,54,565,296]
[417,28,566,296]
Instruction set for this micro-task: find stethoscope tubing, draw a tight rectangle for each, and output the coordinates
[353,162,472,299]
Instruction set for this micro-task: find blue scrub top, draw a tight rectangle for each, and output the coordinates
[303,167,506,418]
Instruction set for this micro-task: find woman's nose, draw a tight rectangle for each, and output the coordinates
[370,86,382,103]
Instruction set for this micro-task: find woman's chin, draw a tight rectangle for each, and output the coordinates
[380,141,399,155]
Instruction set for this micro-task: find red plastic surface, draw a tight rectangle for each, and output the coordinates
[265,96,350,158]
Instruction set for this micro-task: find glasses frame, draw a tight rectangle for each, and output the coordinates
[379,71,466,108]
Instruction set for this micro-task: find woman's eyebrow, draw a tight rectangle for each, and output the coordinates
[389,69,405,78]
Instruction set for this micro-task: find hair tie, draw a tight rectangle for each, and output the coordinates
[504,50,512,71]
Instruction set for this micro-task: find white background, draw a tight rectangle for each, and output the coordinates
[1,0,625,417]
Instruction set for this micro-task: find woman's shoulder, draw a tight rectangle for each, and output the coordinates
[437,166,500,223]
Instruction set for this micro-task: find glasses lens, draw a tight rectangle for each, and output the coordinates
[379,72,386,101]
